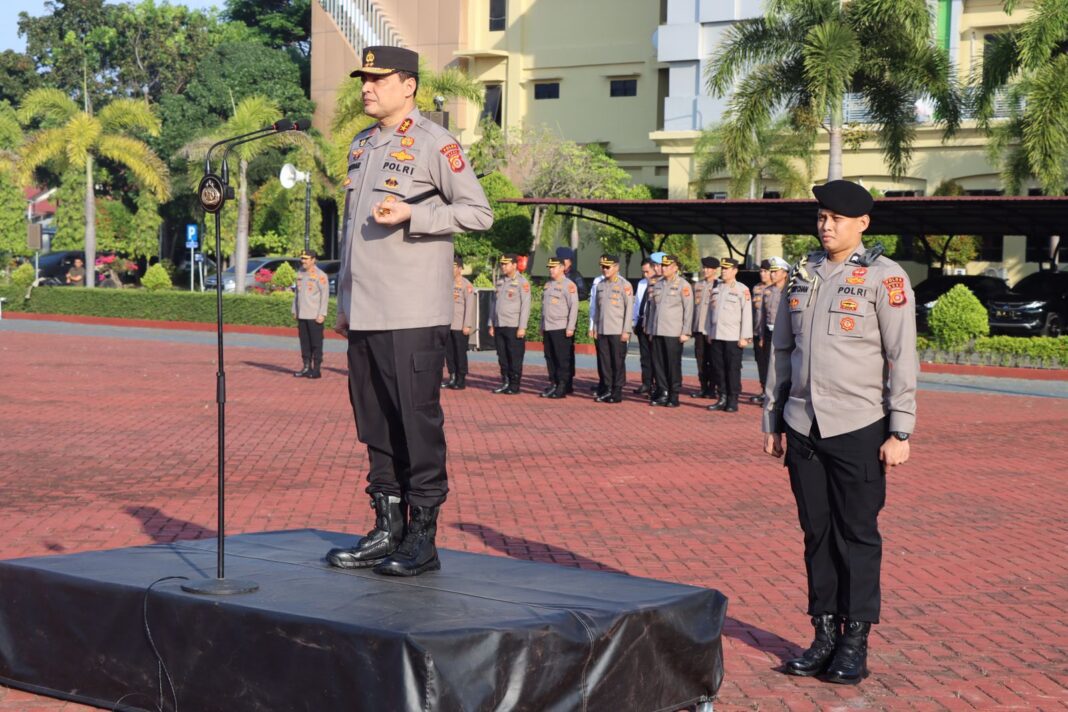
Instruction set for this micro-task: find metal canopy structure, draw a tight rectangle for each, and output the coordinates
[503,196,1068,237]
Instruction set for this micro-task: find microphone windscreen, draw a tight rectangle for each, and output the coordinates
[273,119,294,131]
[293,118,311,131]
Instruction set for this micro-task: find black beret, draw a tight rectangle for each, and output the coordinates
[700,256,720,268]
[352,46,419,78]
[453,255,463,267]
[555,246,574,260]
[759,259,772,270]
[812,180,874,218]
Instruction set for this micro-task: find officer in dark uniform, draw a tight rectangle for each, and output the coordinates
[556,247,585,392]
[326,46,493,577]
[763,180,916,685]
[690,256,719,399]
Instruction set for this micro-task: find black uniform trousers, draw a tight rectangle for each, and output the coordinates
[543,329,570,389]
[710,339,743,403]
[595,334,626,396]
[693,331,716,394]
[444,329,469,377]
[754,326,772,393]
[652,336,683,397]
[297,319,324,365]
[494,326,525,383]
[346,326,449,508]
[635,324,655,389]
[785,418,887,623]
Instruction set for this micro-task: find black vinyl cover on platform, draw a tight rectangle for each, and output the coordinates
[0,529,726,711]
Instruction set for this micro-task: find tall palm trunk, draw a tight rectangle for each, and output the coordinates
[826,101,844,181]
[234,158,250,293]
[84,156,96,289]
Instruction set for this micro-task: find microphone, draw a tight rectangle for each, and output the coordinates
[204,120,298,174]
[292,118,311,131]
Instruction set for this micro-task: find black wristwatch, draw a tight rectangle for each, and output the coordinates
[891,431,910,442]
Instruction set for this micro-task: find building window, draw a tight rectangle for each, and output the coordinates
[610,79,637,97]
[534,82,559,100]
[964,189,1003,196]
[883,190,923,197]
[480,84,502,126]
[489,0,506,31]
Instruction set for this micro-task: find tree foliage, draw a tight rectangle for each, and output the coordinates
[974,0,1068,195]
[705,0,961,181]
[140,261,172,291]
[929,284,990,348]
[251,179,323,255]
[694,117,814,198]
[0,51,43,107]
[454,172,530,274]
[914,180,980,271]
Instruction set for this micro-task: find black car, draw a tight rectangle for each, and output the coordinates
[913,275,1013,333]
[34,250,113,286]
[988,270,1068,337]
[204,257,301,292]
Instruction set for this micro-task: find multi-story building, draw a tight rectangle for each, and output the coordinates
[311,1,1051,282]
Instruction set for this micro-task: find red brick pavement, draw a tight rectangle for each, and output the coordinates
[0,329,1066,711]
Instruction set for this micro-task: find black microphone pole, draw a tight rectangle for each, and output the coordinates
[182,120,304,596]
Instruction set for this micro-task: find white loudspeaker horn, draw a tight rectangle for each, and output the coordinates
[279,163,309,189]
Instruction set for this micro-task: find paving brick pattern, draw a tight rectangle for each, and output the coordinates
[0,329,1066,711]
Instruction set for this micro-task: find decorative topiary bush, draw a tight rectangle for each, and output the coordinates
[140,263,173,291]
[12,262,35,290]
[271,261,297,290]
[928,283,990,348]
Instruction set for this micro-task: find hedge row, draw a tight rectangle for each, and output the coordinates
[916,334,1068,367]
[0,285,596,345]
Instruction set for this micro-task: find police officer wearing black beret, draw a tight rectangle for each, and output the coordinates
[763,179,917,685]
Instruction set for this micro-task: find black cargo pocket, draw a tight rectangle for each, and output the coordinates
[411,350,443,410]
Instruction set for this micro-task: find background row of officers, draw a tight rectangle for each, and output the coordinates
[442,250,792,411]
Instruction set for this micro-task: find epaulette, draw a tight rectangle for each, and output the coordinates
[851,243,885,267]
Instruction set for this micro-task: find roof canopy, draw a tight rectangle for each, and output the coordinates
[503,196,1068,237]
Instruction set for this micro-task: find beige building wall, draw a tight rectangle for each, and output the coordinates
[456,0,665,187]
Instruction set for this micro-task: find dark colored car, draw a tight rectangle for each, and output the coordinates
[988,270,1068,337]
[318,260,341,296]
[913,275,1013,333]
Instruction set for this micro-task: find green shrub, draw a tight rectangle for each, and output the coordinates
[974,335,1068,366]
[272,261,297,290]
[140,263,173,291]
[928,283,989,348]
[472,272,493,288]
[12,262,35,290]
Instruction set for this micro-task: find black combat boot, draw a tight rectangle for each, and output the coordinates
[374,505,441,577]
[293,359,310,377]
[326,494,406,569]
[306,359,322,379]
[441,374,457,388]
[784,614,839,677]
[633,384,651,395]
[706,396,728,411]
[546,383,566,399]
[452,374,466,390]
[540,383,557,397]
[492,377,511,394]
[505,376,521,394]
[824,620,871,684]
[651,389,669,406]
[723,397,738,412]
[665,392,680,408]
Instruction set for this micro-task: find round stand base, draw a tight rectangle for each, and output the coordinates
[181,578,259,596]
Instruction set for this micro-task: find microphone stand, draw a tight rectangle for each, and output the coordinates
[182,119,308,596]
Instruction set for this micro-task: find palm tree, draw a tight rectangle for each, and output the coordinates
[0,102,21,177]
[705,0,961,182]
[328,63,483,180]
[181,95,309,293]
[694,117,814,199]
[974,0,1068,196]
[17,88,170,287]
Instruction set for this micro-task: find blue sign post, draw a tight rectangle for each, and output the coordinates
[186,224,199,290]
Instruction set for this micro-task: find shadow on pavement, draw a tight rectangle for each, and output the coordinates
[123,505,216,543]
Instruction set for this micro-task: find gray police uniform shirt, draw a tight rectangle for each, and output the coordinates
[650,274,694,338]
[762,246,918,438]
[752,283,768,333]
[292,265,329,320]
[541,277,578,332]
[451,277,476,331]
[692,278,716,334]
[762,283,784,333]
[491,273,531,330]
[706,281,754,341]
[336,109,493,331]
[593,275,634,336]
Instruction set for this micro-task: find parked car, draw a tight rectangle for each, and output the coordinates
[34,250,86,284]
[988,270,1068,337]
[318,260,341,296]
[204,257,301,293]
[913,275,1013,333]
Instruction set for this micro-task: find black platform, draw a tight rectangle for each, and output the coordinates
[0,529,726,711]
